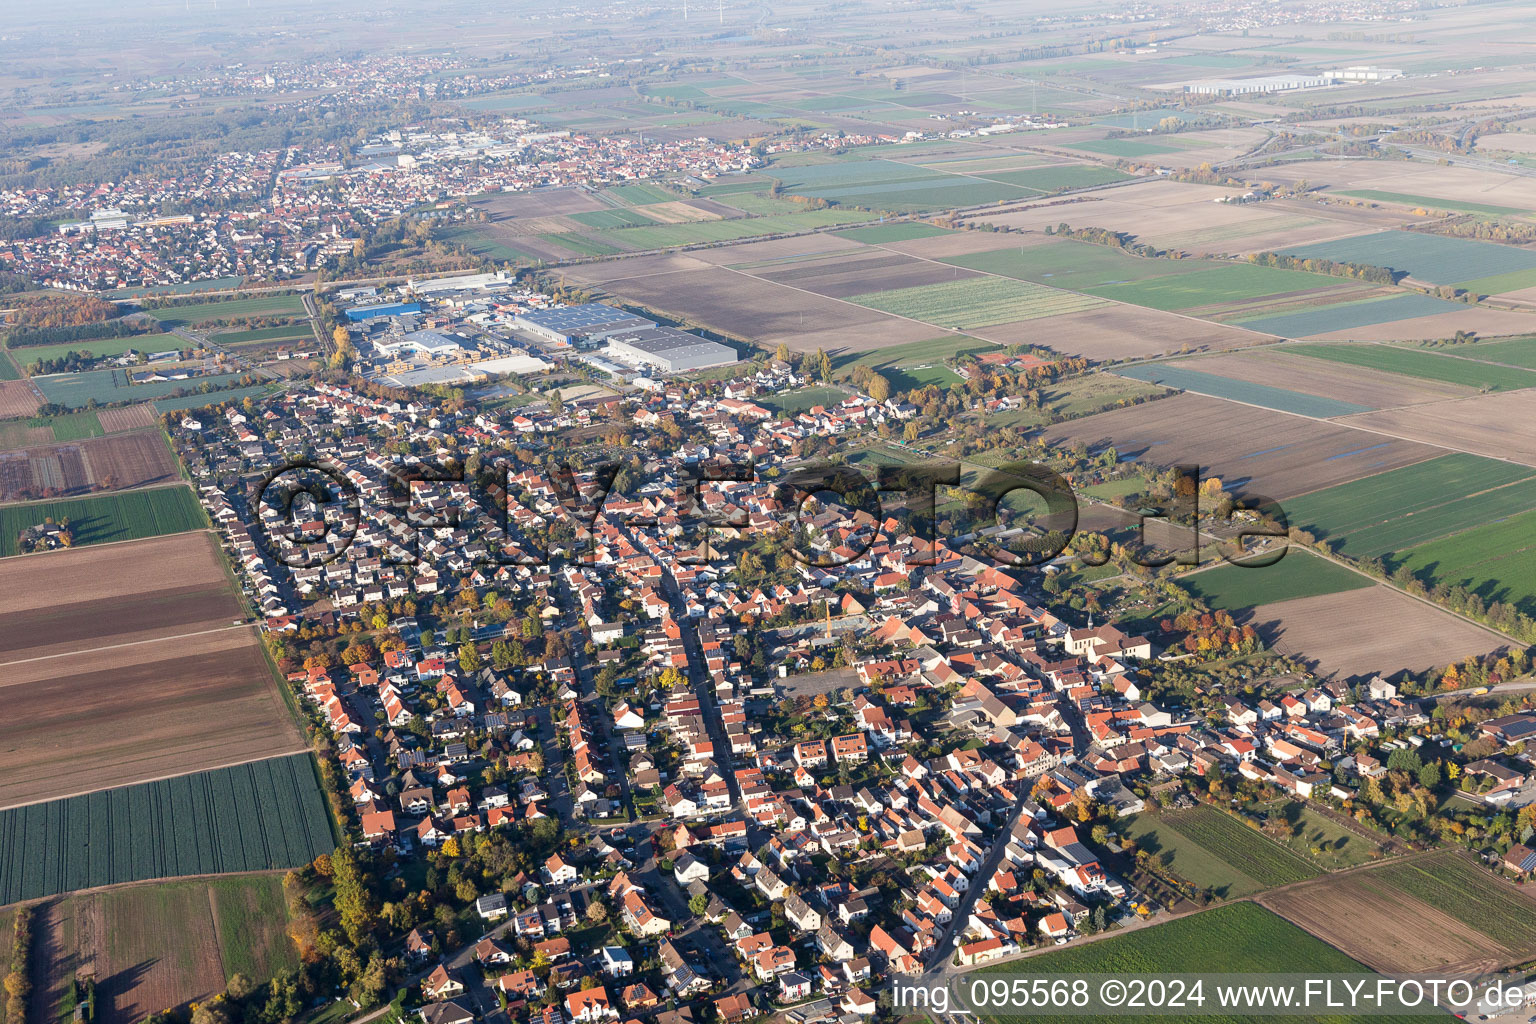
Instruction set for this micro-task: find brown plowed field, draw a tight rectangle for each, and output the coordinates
[0,380,42,418]
[972,304,1273,360]
[749,250,983,299]
[1043,392,1439,498]
[95,404,158,432]
[1335,388,1536,467]
[1242,584,1508,680]
[0,430,178,502]
[0,533,302,809]
[1258,851,1536,975]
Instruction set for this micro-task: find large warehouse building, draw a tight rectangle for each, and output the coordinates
[513,303,654,346]
[604,327,738,373]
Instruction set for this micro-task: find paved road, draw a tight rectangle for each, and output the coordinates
[920,798,1030,981]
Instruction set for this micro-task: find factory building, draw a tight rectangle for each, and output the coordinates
[1326,66,1404,82]
[346,302,424,322]
[407,272,510,295]
[603,327,738,374]
[512,303,654,346]
[1180,73,1328,95]
[373,329,464,358]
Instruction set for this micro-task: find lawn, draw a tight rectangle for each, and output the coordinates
[0,486,207,557]
[848,277,1109,329]
[207,875,301,979]
[976,902,1417,1024]
[1264,802,1384,871]
[1288,342,1536,390]
[831,222,953,243]
[144,295,306,329]
[1282,453,1536,558]
[1180,549,1373,610]
[833,334,999,373]
[1280,230,1536,286]
[1083,264,1346,312]
[14,334,166,364]
[1113,363,1371,418]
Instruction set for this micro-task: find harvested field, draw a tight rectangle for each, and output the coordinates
[972,303,1273,360]
[0,380,42,418]
[1304,305,1536,342]
[1242,584,1508,680]
[1171,349,1475,409]
[1043,392,1438,498]
[747,250,983,299]
[472,186,608,219]
[0,533,303,809]
[1259,158,1536,219]
[874,229,1047,260]
[563,257,936,353]
[1258,851,1536,975]
[1335,388,1536,467]
[686,233,863,265]
[0,431,177,502]
[94,405,158,433]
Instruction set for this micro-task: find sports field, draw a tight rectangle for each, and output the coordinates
[1113,363,1372,418]
[0,486,207,556]
[1289,342,1536,390]
[0,754,333,905]
[1283,453,1536,558]
[1280,230,1536,286]
[848,277,1109,329]
[1180,549,1373,610]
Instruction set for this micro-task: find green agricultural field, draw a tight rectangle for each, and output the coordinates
[0,350,20,381]
[603,183,678,206]
[1394,508,1536,615]
[1456,334,1536,367]
[568,207,662,230]
[34,368,251,408]
[832,222,953,243]
[714,192,809,216]
[213,325,313,346]
[973,164,1133,191]
[1063,138,1181,157]
[1280,230,1536,286]
[1120,814,1275,898]
[848,277,1109,329]
[0,486,207,557]
[977,902,1421,1024]
[144,295,306,329]
[1180,549,1373,610]
[1288,342,1536,390]
[833,335,1000,373]
[541,232,625,256]
[1234,292,1465,337]
[106,277,245,299]
[207,875,301,979]
[1113,363,1372,418]
[1453,267,1536,295]
[0,411,109,446]
[1161,806,1320,887]
[1337,189,1528,216]
[1282,453,1536,558]
[0,754,333,905]
[1084,264,1345,312]
[1360,853,1536,950]
[807,179,1035,212]
[769,158,946,194]
[943,240,1209,291]
[13,334,170,364]
[600,209,878,249]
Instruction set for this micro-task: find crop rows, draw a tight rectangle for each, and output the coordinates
[0,486,207,556]
[850,277,1109,329]
[0,754,333,905]
[1163,807,1319,888]
[1362,855,1536,950]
